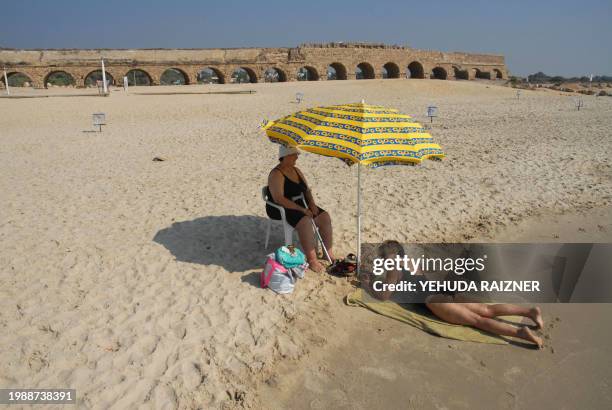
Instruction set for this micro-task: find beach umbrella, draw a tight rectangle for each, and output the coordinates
[262,101,444,274]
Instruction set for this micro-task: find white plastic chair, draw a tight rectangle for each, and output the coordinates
[262,186,304,248]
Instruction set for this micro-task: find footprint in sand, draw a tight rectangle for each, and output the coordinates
[182,362,203,389]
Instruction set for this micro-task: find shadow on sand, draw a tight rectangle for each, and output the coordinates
[153,215,282,272]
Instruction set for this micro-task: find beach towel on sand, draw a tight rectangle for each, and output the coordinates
[346,289,518,345]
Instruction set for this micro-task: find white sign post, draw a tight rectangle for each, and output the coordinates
[3,67,9,96]
[427,105,438,123]
[574,98,584,111]
[101,59,108,94]
[516,89,521,100]
[123,76,129,92]
[93,113,106,132]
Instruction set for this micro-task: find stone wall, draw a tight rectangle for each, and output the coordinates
[0,43,508,88]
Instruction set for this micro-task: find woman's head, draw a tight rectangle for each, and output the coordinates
[278,145,299,165]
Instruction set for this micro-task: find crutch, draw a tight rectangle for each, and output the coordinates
[297,196,333,264]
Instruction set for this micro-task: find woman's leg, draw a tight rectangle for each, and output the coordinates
[459,302,544,329]
[295,216,324,272]
[313,211,334,260]
[425,298,543,348]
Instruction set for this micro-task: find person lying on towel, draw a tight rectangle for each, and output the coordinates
[266,145,334,273]
[360,240,545,348]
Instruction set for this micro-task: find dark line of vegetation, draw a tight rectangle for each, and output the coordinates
[523,72,612,84]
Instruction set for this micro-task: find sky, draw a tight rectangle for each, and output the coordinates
[1,0,611,77]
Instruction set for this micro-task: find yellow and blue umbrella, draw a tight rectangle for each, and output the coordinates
[262,101,444,271]
[262,101,444,167]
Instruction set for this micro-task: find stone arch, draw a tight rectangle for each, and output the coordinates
[84,70,114,87]
[407,61,425,79]
[382,62,400,79]
[473,68,490,80]
[356,62,375,79]
[327,63,347,80]
[197,67,225,84]
[44,71,76,87]
[453,66,469,80]
[431,67,447,80]
[125,69,152,86]
[231,67,257,83]
[160,68,189,85]
[297,66,319,81]
[493,68,503,79]
[1,71,33,87]
[264,67,287,83]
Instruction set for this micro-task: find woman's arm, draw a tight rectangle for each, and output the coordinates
[268,170,311,214]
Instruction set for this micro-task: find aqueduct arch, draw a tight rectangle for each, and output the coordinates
[231,67,257,83]
[432,67,447,80]
[125,69,152,86]
[84,70,114,87]
[453,66,469,80]
[264,67,287,83]
[44,71,76,87]
[1,72,33,87]
[160,68,189,85]
[382,62,400,79]
[356,62,375,80]
[327,62,347,80]
[473,68,491,80]
[407,61,425,79]
[297,66,319,81]
[198,67,224,84]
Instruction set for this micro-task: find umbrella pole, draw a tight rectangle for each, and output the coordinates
[357,162,362,277]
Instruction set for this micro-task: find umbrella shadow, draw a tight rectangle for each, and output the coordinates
[153,215,279,272]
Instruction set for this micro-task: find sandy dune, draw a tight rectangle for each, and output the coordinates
[0,79,611,408]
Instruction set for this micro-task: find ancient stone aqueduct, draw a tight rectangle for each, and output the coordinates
[0,43,507,88]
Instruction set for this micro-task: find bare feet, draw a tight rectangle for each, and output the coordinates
[518,326,543,348]
[529,307,544,329]
[308,260,325,273]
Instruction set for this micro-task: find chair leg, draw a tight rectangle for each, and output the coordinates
[265,219,271,249]
[283,222,293,246]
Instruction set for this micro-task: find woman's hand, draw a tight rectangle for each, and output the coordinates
[302,208,314,218]
[308,204,320,217]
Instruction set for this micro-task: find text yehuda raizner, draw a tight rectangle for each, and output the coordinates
[371,255,541,293]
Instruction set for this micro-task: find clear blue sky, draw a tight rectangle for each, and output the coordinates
[1,0,610,77]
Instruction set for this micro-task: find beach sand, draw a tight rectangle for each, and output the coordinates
[1,79,611,408]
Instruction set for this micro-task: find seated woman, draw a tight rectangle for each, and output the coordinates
[361,240,545,348]
[266,146,334,272]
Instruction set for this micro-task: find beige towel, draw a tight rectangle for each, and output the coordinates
[346,288,517,345]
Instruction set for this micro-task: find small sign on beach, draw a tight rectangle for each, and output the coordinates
[296,92,304,103]
[92,113,106,132]
[574,98,584,111]
[516,89,521,100]
[427,105,438,123]
[123,76,129,92]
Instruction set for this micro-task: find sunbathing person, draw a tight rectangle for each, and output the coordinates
[266,146,334,272]
[361,240,544,348]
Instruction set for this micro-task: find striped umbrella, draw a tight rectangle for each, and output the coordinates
[262,101,444,272]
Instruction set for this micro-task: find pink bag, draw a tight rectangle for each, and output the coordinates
[261,253,289,288]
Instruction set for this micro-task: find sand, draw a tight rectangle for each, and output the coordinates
[0,79,611,409]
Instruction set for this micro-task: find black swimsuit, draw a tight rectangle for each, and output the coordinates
[265,167,326,227]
